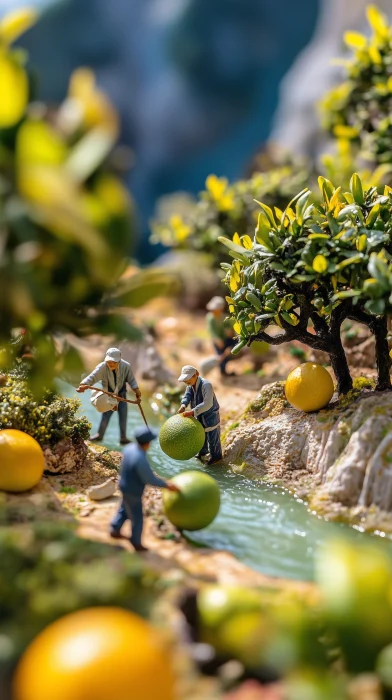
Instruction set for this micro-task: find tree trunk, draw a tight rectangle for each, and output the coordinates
[329,340,353,395]
[373,316,392,391]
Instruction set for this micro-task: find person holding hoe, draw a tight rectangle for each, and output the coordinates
[177,365,223,465]
[77,347,141,445]
[110,425,180,552]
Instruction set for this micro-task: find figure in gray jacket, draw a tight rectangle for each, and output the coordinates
[77,347,141,445]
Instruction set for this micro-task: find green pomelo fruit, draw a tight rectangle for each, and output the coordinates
[159,415,205,460]
[163,470,220,530]
[197,585,264,656]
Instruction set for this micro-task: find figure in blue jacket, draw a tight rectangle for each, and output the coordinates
[110,426,180,551]
[177,365,223,465]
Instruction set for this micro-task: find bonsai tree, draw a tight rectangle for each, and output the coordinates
[219,174,392,394]
[151,160,310,268]
[320,4,392,178]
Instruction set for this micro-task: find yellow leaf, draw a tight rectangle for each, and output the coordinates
[328,186,342,211]
[225,296,234,304]
[229,305,234,313]
[274,315,283,329]
[0,54,28,128]
[230,276,239,293]
[241,235,253,250]
[95,175,131,216]
[331,275,337,291]
[168,215,191,242]
[356,234,367,252]
[16,120,67,166]
[233,321,242,335]
[0,7,37,44]
[312,255,328,274]
[344,31,367,49]
[369,44,382,65]
[333,125,359,139]
[68,68,119,136]
[366,5,389,39]
[205,174,226,200]
[233,232,241,246]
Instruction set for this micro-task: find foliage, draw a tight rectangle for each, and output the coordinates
[0,375,90,446]
[320,5,392,180]
[0,523,158,682]
[151,163,310,267]
[220,174,392,393]
[0,8,177,385]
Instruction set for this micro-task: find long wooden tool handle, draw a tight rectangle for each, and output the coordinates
[82,384,152,430]
[81,385,139,405]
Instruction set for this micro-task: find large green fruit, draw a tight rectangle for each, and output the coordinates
[163,471,220,530]
[197,585,265,665]
[159,415,205,461]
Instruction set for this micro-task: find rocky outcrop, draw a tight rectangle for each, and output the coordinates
[43,438,88,474]
[224,381,392,515]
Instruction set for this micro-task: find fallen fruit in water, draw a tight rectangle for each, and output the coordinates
[285,363,334,412]
[0,429,44,492]
[159,414,205,460]
[163,470,220,530]
[13,607,174,700]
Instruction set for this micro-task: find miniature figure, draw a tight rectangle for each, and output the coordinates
[206,296,236,376]
[177,365,223,465]
[77,347,141,445]
[110,426,180,551]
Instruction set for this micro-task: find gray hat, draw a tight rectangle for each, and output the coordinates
[178,365,198,382]
[206,296,225,311]
[105,347,121,362]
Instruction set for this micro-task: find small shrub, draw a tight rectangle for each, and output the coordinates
[0,376,90,447]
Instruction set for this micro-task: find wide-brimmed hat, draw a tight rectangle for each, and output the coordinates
[178,365,198,382]
[105,347,121,362]
[206,296,225,311]
[134,426,157,444]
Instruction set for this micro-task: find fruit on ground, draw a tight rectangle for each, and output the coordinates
[0,429,45,492]
[159,414,205,460]
[163,470,220,530]
[285,362,334,412]
[13,607,174,700]
[197,585,265,663]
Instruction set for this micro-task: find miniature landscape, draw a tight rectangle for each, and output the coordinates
[3,4,392,700]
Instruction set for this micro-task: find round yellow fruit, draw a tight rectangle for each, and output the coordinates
[0,429,45,492]
[285,363,334,412]
[13,607,175,700]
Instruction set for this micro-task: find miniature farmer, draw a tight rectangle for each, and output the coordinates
[206,296,236,376]
[110,426,180,551]
[77,347,141,445]
[177,365,223,465]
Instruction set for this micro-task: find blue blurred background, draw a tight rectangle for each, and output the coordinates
[3,0,389,259]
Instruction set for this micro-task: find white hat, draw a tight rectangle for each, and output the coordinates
[105,347,121,362]
[206,296,225,311]
[178,365,198,382]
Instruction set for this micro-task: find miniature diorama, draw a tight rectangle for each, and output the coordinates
[3,4,392,700]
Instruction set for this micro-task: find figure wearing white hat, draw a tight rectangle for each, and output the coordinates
[77,348,141,445]
[177,365,222,465]
[206,296,236,376]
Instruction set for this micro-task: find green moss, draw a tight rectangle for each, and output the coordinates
[337,376,375,409]
[229,422,240,430]
[246,381,287,414]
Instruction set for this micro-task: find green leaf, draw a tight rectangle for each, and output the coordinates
[231,338,248,355]
[364,298,385,315]
[65,128,117,183]
[350,173,365,205]
[218,236,248,255]
[335,255,363,270]
[254,200,277,229]
[255,211,273,249]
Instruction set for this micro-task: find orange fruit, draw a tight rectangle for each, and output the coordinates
[0,429,44,492]
[285,362,334,412]
[13,607,175,700]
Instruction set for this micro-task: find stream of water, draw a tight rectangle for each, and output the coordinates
[62,382,392,582]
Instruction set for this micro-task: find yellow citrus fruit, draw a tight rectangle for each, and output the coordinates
[13,607,175,700]
[285,362,334,412]
[0,429,44,492]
